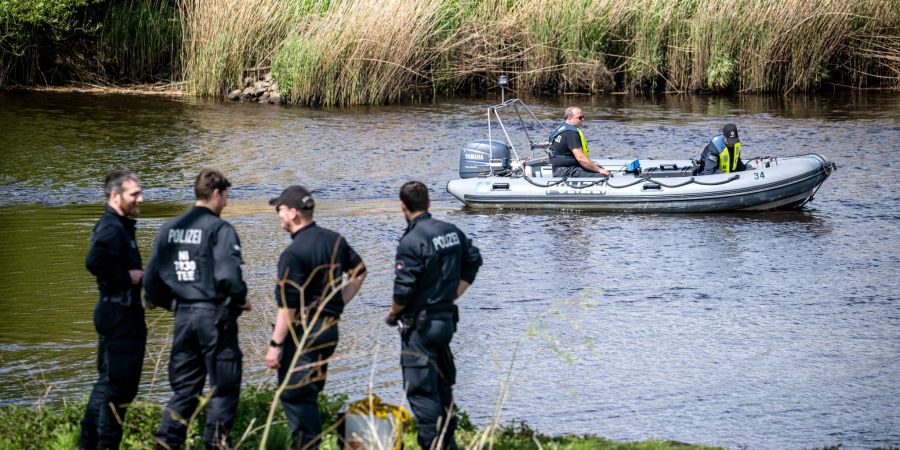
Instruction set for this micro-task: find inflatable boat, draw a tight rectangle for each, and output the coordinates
[446,98,836,212]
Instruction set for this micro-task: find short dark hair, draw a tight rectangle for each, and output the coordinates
[104,171,139,198]
[400,181,429,213]
[194,169,231,201]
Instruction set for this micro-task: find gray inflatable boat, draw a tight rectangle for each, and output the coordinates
[446,99,836,212]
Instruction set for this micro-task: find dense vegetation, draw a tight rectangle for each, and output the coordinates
[2,0,899,104]
[0,385,725,449]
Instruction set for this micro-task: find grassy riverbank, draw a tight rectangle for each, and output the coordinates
[2,0,899,103]
[0,385,722,449]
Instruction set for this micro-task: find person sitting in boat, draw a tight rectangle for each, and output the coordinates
[697,123,753,175]
[548,107,610,178]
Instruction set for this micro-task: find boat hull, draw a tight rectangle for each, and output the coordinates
[446,155,836,212]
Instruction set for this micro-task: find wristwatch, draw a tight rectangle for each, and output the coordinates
[269,340,283,348]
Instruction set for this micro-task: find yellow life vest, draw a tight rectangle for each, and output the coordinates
[712,135,741,173]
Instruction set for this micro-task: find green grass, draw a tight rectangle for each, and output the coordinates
[0,386,727,450]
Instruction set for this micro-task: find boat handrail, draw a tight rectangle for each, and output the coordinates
[486,98,553,164]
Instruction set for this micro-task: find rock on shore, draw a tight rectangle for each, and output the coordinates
[227,73,283,104]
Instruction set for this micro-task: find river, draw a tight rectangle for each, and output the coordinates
[0,91,898,449]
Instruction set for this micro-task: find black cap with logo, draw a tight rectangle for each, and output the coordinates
[722,123,740,146]
[269,185,315,210]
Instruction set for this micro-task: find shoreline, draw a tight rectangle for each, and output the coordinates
[0,386,729,450]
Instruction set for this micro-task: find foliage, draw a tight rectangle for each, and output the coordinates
[97,0,181,82]
[0,387,727,450]
[0,0,179,86]
[3,0,900,100]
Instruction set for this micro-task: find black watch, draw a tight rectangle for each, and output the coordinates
[269,340,283,348]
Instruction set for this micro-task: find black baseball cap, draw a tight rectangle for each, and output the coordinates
[722,123,740,145]
[269,185,315,210]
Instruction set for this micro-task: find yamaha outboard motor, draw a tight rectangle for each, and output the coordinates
[459,139,510,179]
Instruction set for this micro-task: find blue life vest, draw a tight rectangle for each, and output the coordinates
[547,123,588,167]
[710,135,741,173]
[548,124,589,158]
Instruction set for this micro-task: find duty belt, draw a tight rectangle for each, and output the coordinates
[399,305,459,335]
[100,291,134,307]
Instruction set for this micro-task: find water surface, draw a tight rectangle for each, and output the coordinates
[0,91,898,449]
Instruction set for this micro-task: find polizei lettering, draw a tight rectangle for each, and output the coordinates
[432,231,460,250]
[168,228,203,244]
[174,250,197,281]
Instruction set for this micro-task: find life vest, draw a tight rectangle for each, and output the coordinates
[548,124,589,158]
[710,135,741,173]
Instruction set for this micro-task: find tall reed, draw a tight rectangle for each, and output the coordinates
[179,0,898,104]
[4,0,898,101]
[98,0,181,82]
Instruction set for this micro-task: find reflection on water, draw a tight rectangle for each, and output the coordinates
[0,92,899,449]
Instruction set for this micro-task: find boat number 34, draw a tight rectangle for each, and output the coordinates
[753,171,765,180]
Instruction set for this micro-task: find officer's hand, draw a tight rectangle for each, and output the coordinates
[265,347,281,369]
[140,289,155,310]
[129,269,144,285]
[384,312,399,327]
[238,300,252,312]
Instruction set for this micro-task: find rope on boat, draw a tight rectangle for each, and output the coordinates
[520,172,741,189]
[520,174,609,189]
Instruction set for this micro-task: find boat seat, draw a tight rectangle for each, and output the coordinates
[525,158,551,177]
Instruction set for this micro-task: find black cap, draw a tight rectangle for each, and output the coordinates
[269,185,315,210]
[722,123,740,145]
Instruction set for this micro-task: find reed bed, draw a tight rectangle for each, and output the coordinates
[175,0,899,104]
[2,0,899,102]
[97,0,181,82]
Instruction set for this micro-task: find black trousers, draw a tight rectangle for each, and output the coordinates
[79,300,147,450]
[277,315,339,450]
[552,166,605,178]
[401,316,457,450]
[155,303,242,450]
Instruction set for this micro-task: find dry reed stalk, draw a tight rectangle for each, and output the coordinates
[179,0,293,96]
[274,0,446,106]
[180,0,898,103]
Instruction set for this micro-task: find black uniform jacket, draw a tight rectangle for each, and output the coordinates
[275,222,365,319]
[549,129,581,168]
[393,212,482,315]
[86,206,143,302]
[144,206,247,309]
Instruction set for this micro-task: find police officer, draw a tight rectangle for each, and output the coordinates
[385,181,482,450]
[79,171,147,450]
[143,169,250,450]
[697,123,755,175]
[548,106,610,178]
[264,185,366,450]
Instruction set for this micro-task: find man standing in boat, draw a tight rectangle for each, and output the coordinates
[697,123,753,175]
[548,106,610,178]
[385,181,482,450]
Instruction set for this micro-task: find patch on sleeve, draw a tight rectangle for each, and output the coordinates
[707,154,717,161]
[395,260,404,271]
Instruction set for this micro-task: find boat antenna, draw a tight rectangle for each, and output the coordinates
[498,75,508,103]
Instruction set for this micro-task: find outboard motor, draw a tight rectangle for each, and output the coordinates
[459,139,510,179]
